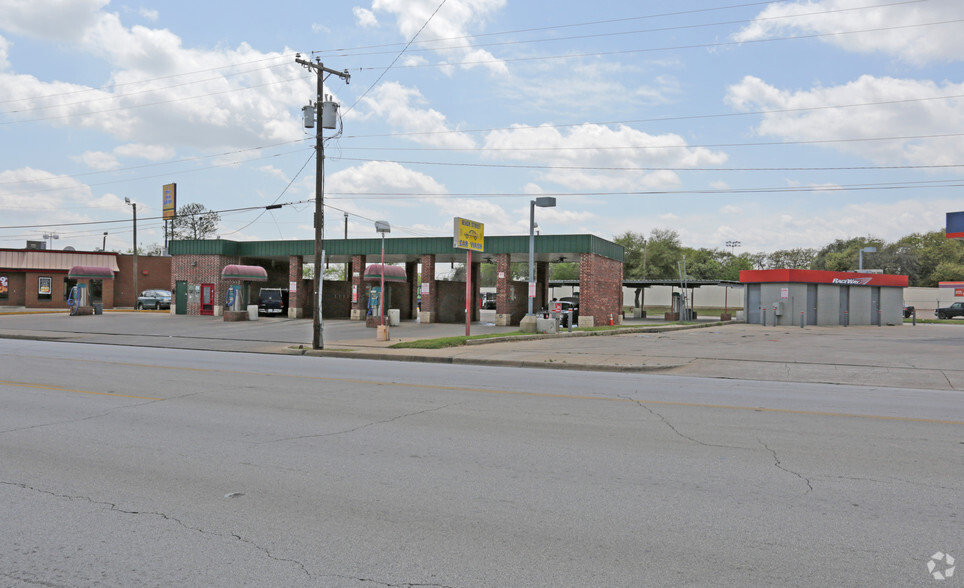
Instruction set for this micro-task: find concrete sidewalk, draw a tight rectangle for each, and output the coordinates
[0,309,961,390]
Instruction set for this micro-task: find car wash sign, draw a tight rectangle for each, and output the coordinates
[740,269,908,287]
[453,217,484,252]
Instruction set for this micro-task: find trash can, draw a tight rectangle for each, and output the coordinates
[93,303,103,315]
[388,308,400,326]
[247,304,259,321]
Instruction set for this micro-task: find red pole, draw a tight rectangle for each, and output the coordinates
[465,249,472,336]
[380,234,385,326]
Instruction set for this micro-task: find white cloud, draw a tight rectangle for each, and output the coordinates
[482,123,728,191]
[77,151,120,170]
[727,75,964,166]
[368,0,508,74]
[138,8,159,22]
[0,2,312,152]
[353,7,378,27]
[359,82,476,148]
[113,143,175,161]
[0,0,109,42]
[733,0,964,65]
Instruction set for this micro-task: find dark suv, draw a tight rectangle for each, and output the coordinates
[935,301,964,319]
[257,288,289,316]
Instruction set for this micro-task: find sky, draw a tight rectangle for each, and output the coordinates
[1,0,962,256]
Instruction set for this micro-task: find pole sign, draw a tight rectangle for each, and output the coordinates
[453,217,484,252]
[162,183,177,220]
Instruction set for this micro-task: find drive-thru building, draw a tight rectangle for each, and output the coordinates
[740,269,908,326]
[168,234,624,327]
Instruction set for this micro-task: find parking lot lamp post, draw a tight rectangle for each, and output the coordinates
[528,197,556,316]
[375,221,390,325]
[125,198,137,303]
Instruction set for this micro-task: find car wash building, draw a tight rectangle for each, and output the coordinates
[740,269,908,326]
[168,234,624,327]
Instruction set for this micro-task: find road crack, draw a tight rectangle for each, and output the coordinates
[759,440,813,494]
[257,402,462,446]
[1,480,312,578]
[621,395,741,449]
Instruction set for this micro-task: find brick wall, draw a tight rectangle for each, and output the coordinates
[170,253,239,314]
[579,253,623,326]
[114,255,172,307]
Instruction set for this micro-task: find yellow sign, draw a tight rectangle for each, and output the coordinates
[453,217,484,252]
[162,183,177,220]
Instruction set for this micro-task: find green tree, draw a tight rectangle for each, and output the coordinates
[644,228,683,279]
[171,203,221,240]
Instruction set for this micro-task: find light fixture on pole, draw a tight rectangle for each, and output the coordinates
[528,197,556,316]
[102,232,108,252]
[125,197,138,302]
[375,221,391,326]
[42,232,59,250]
[859,246,876,271]
[725,240,741,251]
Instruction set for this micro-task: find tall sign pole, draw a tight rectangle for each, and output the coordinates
[454,217,484,337]
[297,55,349,350]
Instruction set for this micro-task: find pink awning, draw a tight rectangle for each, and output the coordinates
[364,264,407,282]
[68,265,114,279]
[221,264,268,281]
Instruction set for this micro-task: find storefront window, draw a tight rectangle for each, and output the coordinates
[38,276,52,301]
[63,278,77,301]
[89,279,103,303]
[0,276,8,299]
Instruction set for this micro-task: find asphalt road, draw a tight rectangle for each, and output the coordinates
[1,339,961,586]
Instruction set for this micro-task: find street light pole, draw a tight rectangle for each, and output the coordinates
[125,198,137,303]
[528,197,556,316]
[375,221,391,327]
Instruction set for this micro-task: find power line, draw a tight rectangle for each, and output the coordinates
[355,18,964,71]
[334,156,964,173]
[313,0,922,57]
[321,0,926,60]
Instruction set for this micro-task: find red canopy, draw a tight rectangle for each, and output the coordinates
[68,265,114,279]
[363,264,406,282]
[221,264,268,281]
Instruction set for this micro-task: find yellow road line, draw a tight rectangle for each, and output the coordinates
[2,356,962,425]
[0,379,161,401]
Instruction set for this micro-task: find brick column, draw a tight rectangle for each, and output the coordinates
[537,260,549,313]
[470,260,482,321]
[495,253,512,326]
[419,254,437,323]
[406,260,419,320]
[350,254,367,320]
[579,252,623,327]
[288,255,304,318]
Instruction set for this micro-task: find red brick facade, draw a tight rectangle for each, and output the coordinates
[579,252,623,326]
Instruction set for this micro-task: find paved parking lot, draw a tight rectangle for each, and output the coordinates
[0,308,961,390]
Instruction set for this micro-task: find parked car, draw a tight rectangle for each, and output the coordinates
[549,296,580,327]
[935,301,964,319]
[903,304,914,318]
[257,288,289,316]
[136,289,171,310]
[480,292,496,310]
